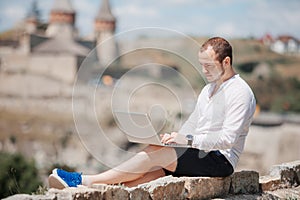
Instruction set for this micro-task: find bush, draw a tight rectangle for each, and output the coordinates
[249,75,300,113]
[0,152,42,198]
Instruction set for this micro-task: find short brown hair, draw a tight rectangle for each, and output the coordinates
[200,37,233,65]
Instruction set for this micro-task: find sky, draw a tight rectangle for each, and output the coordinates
[0,0,299,39]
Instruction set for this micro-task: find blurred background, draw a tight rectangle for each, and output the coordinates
[0,0,299,198]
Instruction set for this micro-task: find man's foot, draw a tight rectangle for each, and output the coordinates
[48,168,82,189]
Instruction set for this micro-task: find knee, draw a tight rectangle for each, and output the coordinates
[143,145,166,153]
[134,146,165,164]
[142,146,177,168]
[143,145,175,158]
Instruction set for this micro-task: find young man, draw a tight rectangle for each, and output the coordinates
[49,37,256,189]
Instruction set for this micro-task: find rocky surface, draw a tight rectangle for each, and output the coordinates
[183,176,231,199]
[230,171,259,194]
[4,160,300,200]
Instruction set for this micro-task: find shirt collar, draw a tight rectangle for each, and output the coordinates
[208,74,239,98]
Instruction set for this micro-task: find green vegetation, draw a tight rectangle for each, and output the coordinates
[0,152,42,198]
[237,62,259,73]
[249,75,300,113]
[229,39,300,113]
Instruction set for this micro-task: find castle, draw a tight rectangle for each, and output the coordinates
[1,0,118,84]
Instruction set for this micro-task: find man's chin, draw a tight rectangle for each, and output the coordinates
[206,75,221,83]
[206,77,216,83]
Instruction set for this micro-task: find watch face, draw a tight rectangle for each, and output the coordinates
[186,134,193,146]
[186,135,193,140]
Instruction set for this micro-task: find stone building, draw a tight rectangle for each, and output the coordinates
[24,0,40,34]
[46,0,77,37]
[0,0,119,84]
[95,0,119,67]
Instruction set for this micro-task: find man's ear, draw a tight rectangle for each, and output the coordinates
[223,56,231,66]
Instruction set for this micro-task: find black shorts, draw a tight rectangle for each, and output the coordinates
[163,148,234,177]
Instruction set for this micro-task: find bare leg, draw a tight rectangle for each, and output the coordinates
[123,168,166,187]
[82,145,177,187]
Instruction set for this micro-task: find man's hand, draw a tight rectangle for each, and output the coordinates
[160,132,187,145]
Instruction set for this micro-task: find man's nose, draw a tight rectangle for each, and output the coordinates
[202,66,208,74]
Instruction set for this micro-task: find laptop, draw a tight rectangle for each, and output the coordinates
[113,111,190,147]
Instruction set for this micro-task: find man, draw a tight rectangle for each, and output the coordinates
[49,37,256,189]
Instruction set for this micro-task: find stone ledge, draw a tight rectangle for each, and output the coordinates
[270,160,300,185]
[4,160,300,200]
[265,185,300,199]
[49,187,102,199]
[4,172,258,200]
[260,160,300,192]
[259,175,281,192]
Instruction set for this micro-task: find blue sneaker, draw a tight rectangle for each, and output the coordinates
[48,168,82,189]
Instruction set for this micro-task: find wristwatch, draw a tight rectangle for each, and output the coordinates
[186,134,194,146]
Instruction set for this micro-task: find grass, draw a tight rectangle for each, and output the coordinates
[32,185,48,195]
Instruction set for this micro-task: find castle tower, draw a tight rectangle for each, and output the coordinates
[25,0,40,34]
[94,0,118,67]
[46,0,76,38]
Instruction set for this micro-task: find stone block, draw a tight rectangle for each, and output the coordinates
[269,160,300,187]
[139,176,185,200]
[230,171,259,194]
[211,193,279,200]
[92,184,129,200]
[259,175,281,191]
[266,185,300,199]
[49,187,102,200]
[183,176,231,199]
[127,187,151,200]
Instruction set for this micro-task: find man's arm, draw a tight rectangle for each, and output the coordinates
[177,96,201,136]
[192,94,256,151]
[160,95,202,145]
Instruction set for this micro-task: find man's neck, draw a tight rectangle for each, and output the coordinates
[210,68,236,98]
[219,66,236,84]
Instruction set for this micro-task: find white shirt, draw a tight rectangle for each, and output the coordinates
[178,74,256,169]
